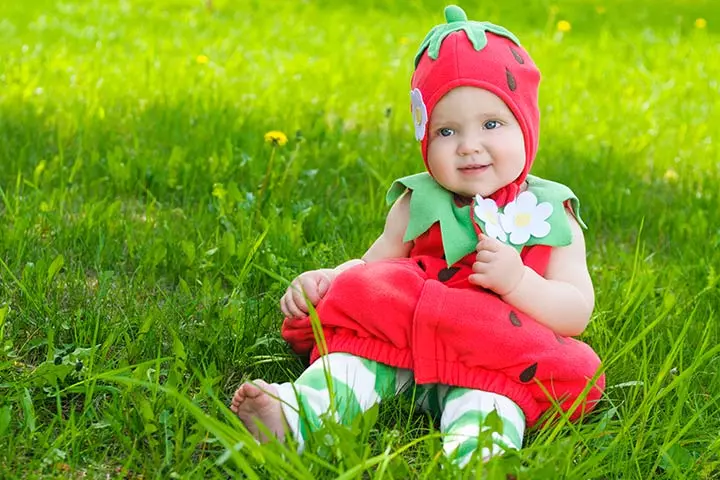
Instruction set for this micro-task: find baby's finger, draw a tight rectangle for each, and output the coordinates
[475,250,494,263]
[280,293,291,317]
[316,274,331,300]
[291,287,311,314]
[284,294,306,319]
[302,277,324,304]
[472,261,491,274]
[480,236,501,252]
[281,294,295,318]
[289,298,307,318]
[468,273,489,289]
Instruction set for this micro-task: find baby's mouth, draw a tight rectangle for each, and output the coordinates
[459,164,490,172]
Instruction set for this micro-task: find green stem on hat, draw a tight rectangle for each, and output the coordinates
[444,5,467,23]
[413,5,522,68]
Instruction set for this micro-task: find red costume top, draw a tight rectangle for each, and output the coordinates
[282,175,605,427]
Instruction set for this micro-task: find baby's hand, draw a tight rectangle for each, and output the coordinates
[280,269,334,319]
[469,234,526,296]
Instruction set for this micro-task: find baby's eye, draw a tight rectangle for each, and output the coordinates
[438,127,455,137]
[484,120,501,130]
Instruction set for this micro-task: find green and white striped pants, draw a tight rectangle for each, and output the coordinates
[273,353,525,467]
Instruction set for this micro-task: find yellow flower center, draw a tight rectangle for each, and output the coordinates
[414,107,423,126]
[486,212,499,225]
[514,213,532,228]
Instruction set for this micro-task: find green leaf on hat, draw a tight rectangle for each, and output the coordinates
[414,5,522,68]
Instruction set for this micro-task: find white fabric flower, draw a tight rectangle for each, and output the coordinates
[473,195,507,242]
[500,191,553,245]
[410,88,428,141]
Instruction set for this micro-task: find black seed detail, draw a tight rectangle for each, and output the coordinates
[555,333,567,344]
[506,68,517,91]
[509,47,524,64]
[519,363,538,383]
[417,259,426,271]
[509,311,522,327]
[438,267,460,282]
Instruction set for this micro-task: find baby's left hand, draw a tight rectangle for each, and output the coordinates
[468,234,526,296]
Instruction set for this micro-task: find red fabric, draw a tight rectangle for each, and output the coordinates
[411,31,541,207]
[281,224,605,427]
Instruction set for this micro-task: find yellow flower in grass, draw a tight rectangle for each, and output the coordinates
[695,18,707,29]
[663,168,679,183]
[595,6,606,14]
[557,20,572,33]
[196,54,209,64]
[264,130,288,146]
[212,183,227,199]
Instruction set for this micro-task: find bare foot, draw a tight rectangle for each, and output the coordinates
[230,380,287,443]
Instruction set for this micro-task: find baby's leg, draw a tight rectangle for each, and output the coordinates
[232,352,412,449]
[439,388,525,468]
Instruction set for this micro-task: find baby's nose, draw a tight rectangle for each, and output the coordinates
[458,138,484,156]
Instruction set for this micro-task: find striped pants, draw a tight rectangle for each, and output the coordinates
[273,353,525,467]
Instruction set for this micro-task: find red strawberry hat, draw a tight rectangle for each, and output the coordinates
[410,5,541,207]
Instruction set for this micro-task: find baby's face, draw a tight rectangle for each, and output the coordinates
[426,86,526,198]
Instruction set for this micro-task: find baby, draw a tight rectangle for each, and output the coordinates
[231,5,605,467]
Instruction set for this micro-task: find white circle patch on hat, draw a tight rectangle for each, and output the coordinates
[410,88,428,141]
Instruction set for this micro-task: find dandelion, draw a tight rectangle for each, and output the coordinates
[212,183,227,199]
[557,20,572,33]
[663,168,679,182]
[264,130,288,146]
[256,131,288,220]
[595,6,606,14]
[695,18,707,29]
[196,54,209,64]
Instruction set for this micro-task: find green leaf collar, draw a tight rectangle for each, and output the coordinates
[386,173,585,267]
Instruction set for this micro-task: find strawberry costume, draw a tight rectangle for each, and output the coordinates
[280,5,604,435]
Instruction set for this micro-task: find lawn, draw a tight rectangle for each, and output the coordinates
[0,0,719,478]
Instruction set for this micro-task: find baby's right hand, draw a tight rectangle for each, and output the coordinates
[280,269,334,319]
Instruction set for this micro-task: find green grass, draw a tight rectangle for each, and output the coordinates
[1,0,719,477]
